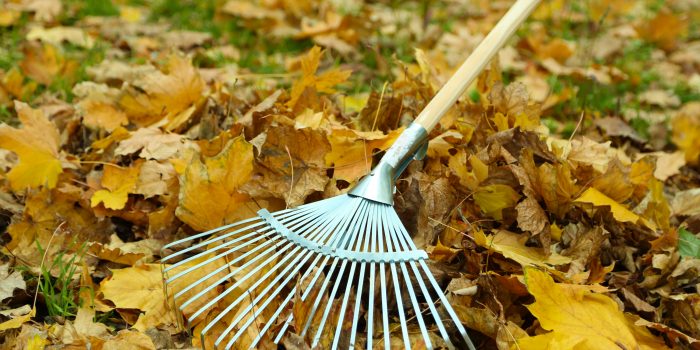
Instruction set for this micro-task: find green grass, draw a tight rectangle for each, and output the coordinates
[36,240,88,318]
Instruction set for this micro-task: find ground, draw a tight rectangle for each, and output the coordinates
[0,0,700,349]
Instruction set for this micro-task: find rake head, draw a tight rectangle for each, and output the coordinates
[161,193,475,349]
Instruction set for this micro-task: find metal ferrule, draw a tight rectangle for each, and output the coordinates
[348,123,428,205]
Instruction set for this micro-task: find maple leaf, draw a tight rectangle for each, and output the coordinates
[287,46,351,110]
[118,55,205,128]
[91,162,142,210]
[0,101,62,191]
[176,135,256,232]
[99,264,176,332]
[0,263,26,301]
[518,267,668,350]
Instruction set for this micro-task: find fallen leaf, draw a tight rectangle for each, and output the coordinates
[574,187,647,227]
[678,228,700,259]
[26,26,94,48]
[115,127,186,160]
[638,89,681,108]
[515,197,549,236]
[91,163,142,210]
[518,267,668,350]
[671,188,700,217]
[102,329,156,350]
[118,55,205,128]
[325,127,402,182]
[134,160,176,198]
[287,46,351,111]
[636,11,688,51]
[176,135,255,231]
[0,263,26,301]
[474,184,521,220]
[99,264,176,331]
[473,230,571,268]
[0,307,34,331]
[20,42,76,86]
[0,101,62,191]
[671,103,700,164]
[653,151,686,181]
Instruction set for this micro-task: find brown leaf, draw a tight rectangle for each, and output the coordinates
[515,197,548,236]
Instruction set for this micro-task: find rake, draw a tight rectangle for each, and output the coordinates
[161,0,540,348]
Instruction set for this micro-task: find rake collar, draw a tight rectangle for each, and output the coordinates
[348,123,428,205]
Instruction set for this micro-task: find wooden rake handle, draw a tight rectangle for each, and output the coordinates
[413,0,541,132]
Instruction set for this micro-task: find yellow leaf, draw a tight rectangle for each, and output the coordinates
[0,306,34,331]
[103,329,156,350]
[91,163,142,210]
[25,334,47,350]
[20,42,77,86]
[99,264,176,331]
[77,95,128,132]
[574,187,655,229]
[0,101,62,191]
[517,268,668,350]
[176,136,255,231]
[474,184,521,220]
[474,230,571,268]
[119,55,205,128]
[287,46,351,110]
[325,127,403,182]
[671,103,700,164]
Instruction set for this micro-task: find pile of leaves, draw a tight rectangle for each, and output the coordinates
[1,0,700,349]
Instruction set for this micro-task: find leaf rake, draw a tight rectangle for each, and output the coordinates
[161,0,540,348]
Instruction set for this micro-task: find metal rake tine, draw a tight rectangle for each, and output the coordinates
[164,205,316,273]
[161,217,264,263]
[375,203,391,349]
[215,245,312,348]
[198,242,301,334]
[389,211,476,350]
[385,209,452,348]
[300,196,364,300]
[366,202,380,350]
[169,201,335,290]
[331,200,374,349]
[349,202,375,347]
[382,209,412,348]
[245,251,327,349]
[310,200,372,347]
[214,199,356,347]
[166,230,274,283]
[202,197,358,339]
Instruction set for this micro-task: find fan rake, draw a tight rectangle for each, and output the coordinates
[161,0,540,348]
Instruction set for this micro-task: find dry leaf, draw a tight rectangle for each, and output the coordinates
[474,184,521,220]
[119,55,205,128]
[325,127,402,182]
[518,267,668,350]
[473,230,571,268]
[0,101,62,191]
[0,263,26,301]
[99,264,176,331]
[574,187,646,227]
[176,136,255,231]
[287,46,351,110]
[91,163,142,210]
[115,127,186,160]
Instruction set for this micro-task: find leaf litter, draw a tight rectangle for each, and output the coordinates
[0,0,700,349]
